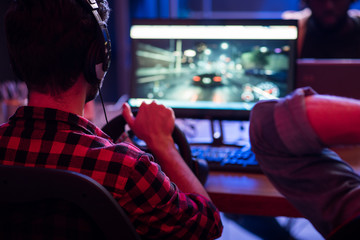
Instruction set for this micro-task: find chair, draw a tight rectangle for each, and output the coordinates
[0,165,141,240]
[327,216,360,240]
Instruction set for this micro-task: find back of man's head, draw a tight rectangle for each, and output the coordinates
[5,0,110,96]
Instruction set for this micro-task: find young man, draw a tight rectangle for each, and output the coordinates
[2,0,223,239]
[283,0,360,58]
[250,87,360,239]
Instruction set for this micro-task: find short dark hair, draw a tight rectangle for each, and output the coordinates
[5,0,110,95]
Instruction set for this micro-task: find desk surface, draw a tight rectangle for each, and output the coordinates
[206,171,302,217]
[205,147,360,217]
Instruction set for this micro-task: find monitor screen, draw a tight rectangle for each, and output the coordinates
[128,19,298,120]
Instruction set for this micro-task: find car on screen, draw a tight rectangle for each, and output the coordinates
[245,68,287,82]
[264,70,287,82]
[192,73,222,87]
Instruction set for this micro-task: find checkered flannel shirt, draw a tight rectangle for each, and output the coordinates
[0,106,223,239]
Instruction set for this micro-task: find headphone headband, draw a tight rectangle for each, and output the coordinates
[81,0,111,83]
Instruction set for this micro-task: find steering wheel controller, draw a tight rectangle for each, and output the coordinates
[101,114,209,185]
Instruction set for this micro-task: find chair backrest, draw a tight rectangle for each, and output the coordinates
[0,165,141,240]
[327,216,360,240]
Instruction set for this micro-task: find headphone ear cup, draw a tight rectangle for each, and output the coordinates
[84,41,104,86]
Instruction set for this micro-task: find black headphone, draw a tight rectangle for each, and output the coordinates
[9,0,111,85]
[79,0,111,85]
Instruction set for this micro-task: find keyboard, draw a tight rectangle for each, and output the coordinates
[190,144,262,173]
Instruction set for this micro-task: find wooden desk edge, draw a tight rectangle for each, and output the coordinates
[205,171,303,217]
[208,191,303,217]
[205,147,360,217]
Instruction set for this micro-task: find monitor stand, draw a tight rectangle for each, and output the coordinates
[210,119,224,146]
[208,119,250,147]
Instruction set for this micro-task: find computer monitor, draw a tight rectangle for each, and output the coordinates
[128,19,298,120]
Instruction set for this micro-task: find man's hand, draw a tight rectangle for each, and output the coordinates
[122,101,175,152]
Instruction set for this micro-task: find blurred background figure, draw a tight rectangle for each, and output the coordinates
[283,0,360,58]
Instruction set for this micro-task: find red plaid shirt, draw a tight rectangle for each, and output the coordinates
[0,106,223,239]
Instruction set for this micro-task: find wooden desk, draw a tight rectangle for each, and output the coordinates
[205,171,303,217]
[205,147,360,217]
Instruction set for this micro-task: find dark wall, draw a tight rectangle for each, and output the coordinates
[0,0,16,83]
[99,0,120,102]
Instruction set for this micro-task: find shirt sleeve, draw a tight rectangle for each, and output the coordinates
[249,87,360,238]
[117,153,223,240]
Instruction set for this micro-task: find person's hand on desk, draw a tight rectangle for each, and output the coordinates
[122,102,211,199]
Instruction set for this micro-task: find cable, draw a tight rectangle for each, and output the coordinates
[98,88,109,126]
